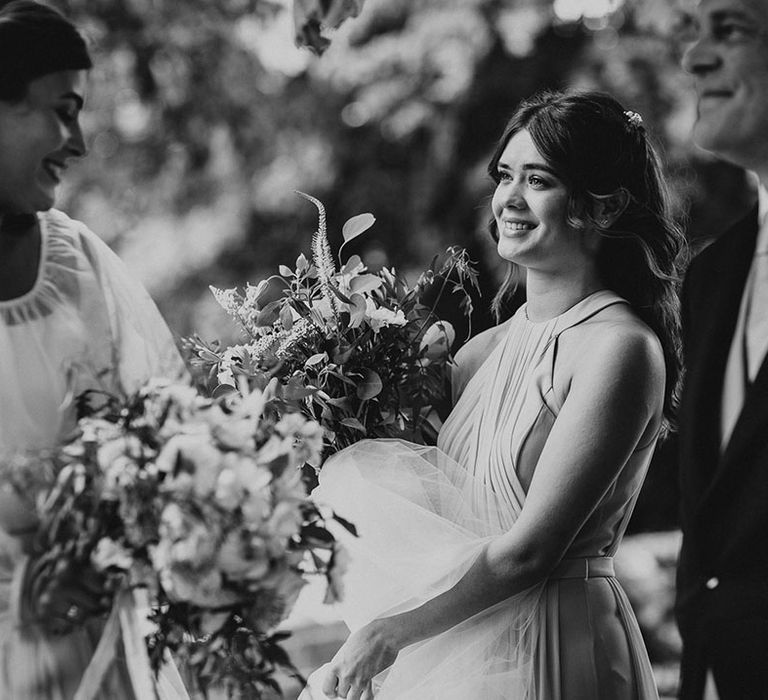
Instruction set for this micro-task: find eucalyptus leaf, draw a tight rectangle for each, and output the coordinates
[348,293,367,329]
[340,417,367,433]
[342,213,376,242]
[330,283,353,305]
[325,396,351,408]
[280,305,294,331]
[332,345,355,364]
[339,213,376,262]
[255,300,281,326]
[356,369,382,400]
[350,274,382,295]
[212,384,237,399]
[305,352,329,367]
[284,379,316,400]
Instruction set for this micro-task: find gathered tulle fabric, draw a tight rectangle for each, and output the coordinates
[302,440,545,699]
[0,210,188,699]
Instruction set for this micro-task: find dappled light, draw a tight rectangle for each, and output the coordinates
[7,2,755,695]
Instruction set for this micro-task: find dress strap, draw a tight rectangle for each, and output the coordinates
[552,290,629,339]
[549,556,615,580]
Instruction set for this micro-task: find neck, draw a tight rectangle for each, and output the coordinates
[524,266,603,322]
[0,213,42,301]
[0,212,38,237]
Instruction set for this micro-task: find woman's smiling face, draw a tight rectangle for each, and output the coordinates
[491,129,594,273]
[0,70,86,215]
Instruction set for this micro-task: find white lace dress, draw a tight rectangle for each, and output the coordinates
[0,210,187,699]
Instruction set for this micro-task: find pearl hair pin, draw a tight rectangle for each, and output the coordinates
[624,110,643,128]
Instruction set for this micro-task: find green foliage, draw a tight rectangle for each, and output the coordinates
[189,197,478,459]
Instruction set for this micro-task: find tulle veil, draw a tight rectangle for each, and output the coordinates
[300,439,547,700]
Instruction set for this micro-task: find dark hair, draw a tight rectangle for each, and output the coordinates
[0,0,91,102]
[487,90,687,436]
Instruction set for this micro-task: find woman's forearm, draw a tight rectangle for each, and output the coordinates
[383,537,547,649]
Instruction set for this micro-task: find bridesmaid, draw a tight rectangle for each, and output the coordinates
[302,91,687,699]
[0,2,187,697]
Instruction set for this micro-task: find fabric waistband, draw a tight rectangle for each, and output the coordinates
[549,556,615,580]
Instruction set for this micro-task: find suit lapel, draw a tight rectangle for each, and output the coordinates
[699,211,761,504]
[718,334,768,473]
[683,211,757,487]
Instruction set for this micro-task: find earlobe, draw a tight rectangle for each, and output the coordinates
[593,188,630,228]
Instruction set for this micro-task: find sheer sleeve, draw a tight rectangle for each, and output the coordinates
[0,210,187,457]
[73,219,188,393]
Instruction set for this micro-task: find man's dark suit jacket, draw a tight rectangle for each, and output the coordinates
[676,205,768,697]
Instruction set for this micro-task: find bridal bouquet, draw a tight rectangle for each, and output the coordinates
[0,378,349,698]
[188,193,478,462]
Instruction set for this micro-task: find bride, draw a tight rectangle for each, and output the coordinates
[0,2,187,697]
[302,91,686,699]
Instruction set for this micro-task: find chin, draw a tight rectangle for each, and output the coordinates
[693,118,726,153]
[497,242,523,265]
[693,115,750,165]
[31,191,57,213]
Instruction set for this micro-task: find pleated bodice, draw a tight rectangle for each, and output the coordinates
[439,289,657,560]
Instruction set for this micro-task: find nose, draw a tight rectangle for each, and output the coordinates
[681,33,721,76]
[498,179,527,210]
[65,120,87,159]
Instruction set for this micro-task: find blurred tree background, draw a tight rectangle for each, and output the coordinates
[44,0,757,534]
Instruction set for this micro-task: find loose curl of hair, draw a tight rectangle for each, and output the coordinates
[0,0,91,102]
[487,90,688,436]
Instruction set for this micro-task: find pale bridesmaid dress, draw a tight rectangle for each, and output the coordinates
[0,210,188,699]
[302,289,660,699]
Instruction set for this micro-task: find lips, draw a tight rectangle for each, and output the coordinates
[699,88,733,100]
[500,218,536,234]
[41,159,65,183]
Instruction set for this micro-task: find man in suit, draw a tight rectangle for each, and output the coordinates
[676,1,768,698]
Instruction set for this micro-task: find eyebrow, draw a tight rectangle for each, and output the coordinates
[497,161,560,177]
[709,9,755,23]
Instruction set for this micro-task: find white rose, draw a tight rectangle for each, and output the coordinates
[419,321,456,364]
[364,298,407,332]
[214,468,244,510]
[91,537,133,572]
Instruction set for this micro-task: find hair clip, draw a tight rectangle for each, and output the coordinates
[624,110,643,128]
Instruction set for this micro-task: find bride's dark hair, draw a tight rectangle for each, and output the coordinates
[0,0,92,102]
[487,90,687,435]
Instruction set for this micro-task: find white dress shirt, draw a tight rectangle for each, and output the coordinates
[720,183,768,449]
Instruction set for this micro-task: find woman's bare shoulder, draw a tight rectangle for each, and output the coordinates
[578,304,661,355]
[557,303,665,392]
